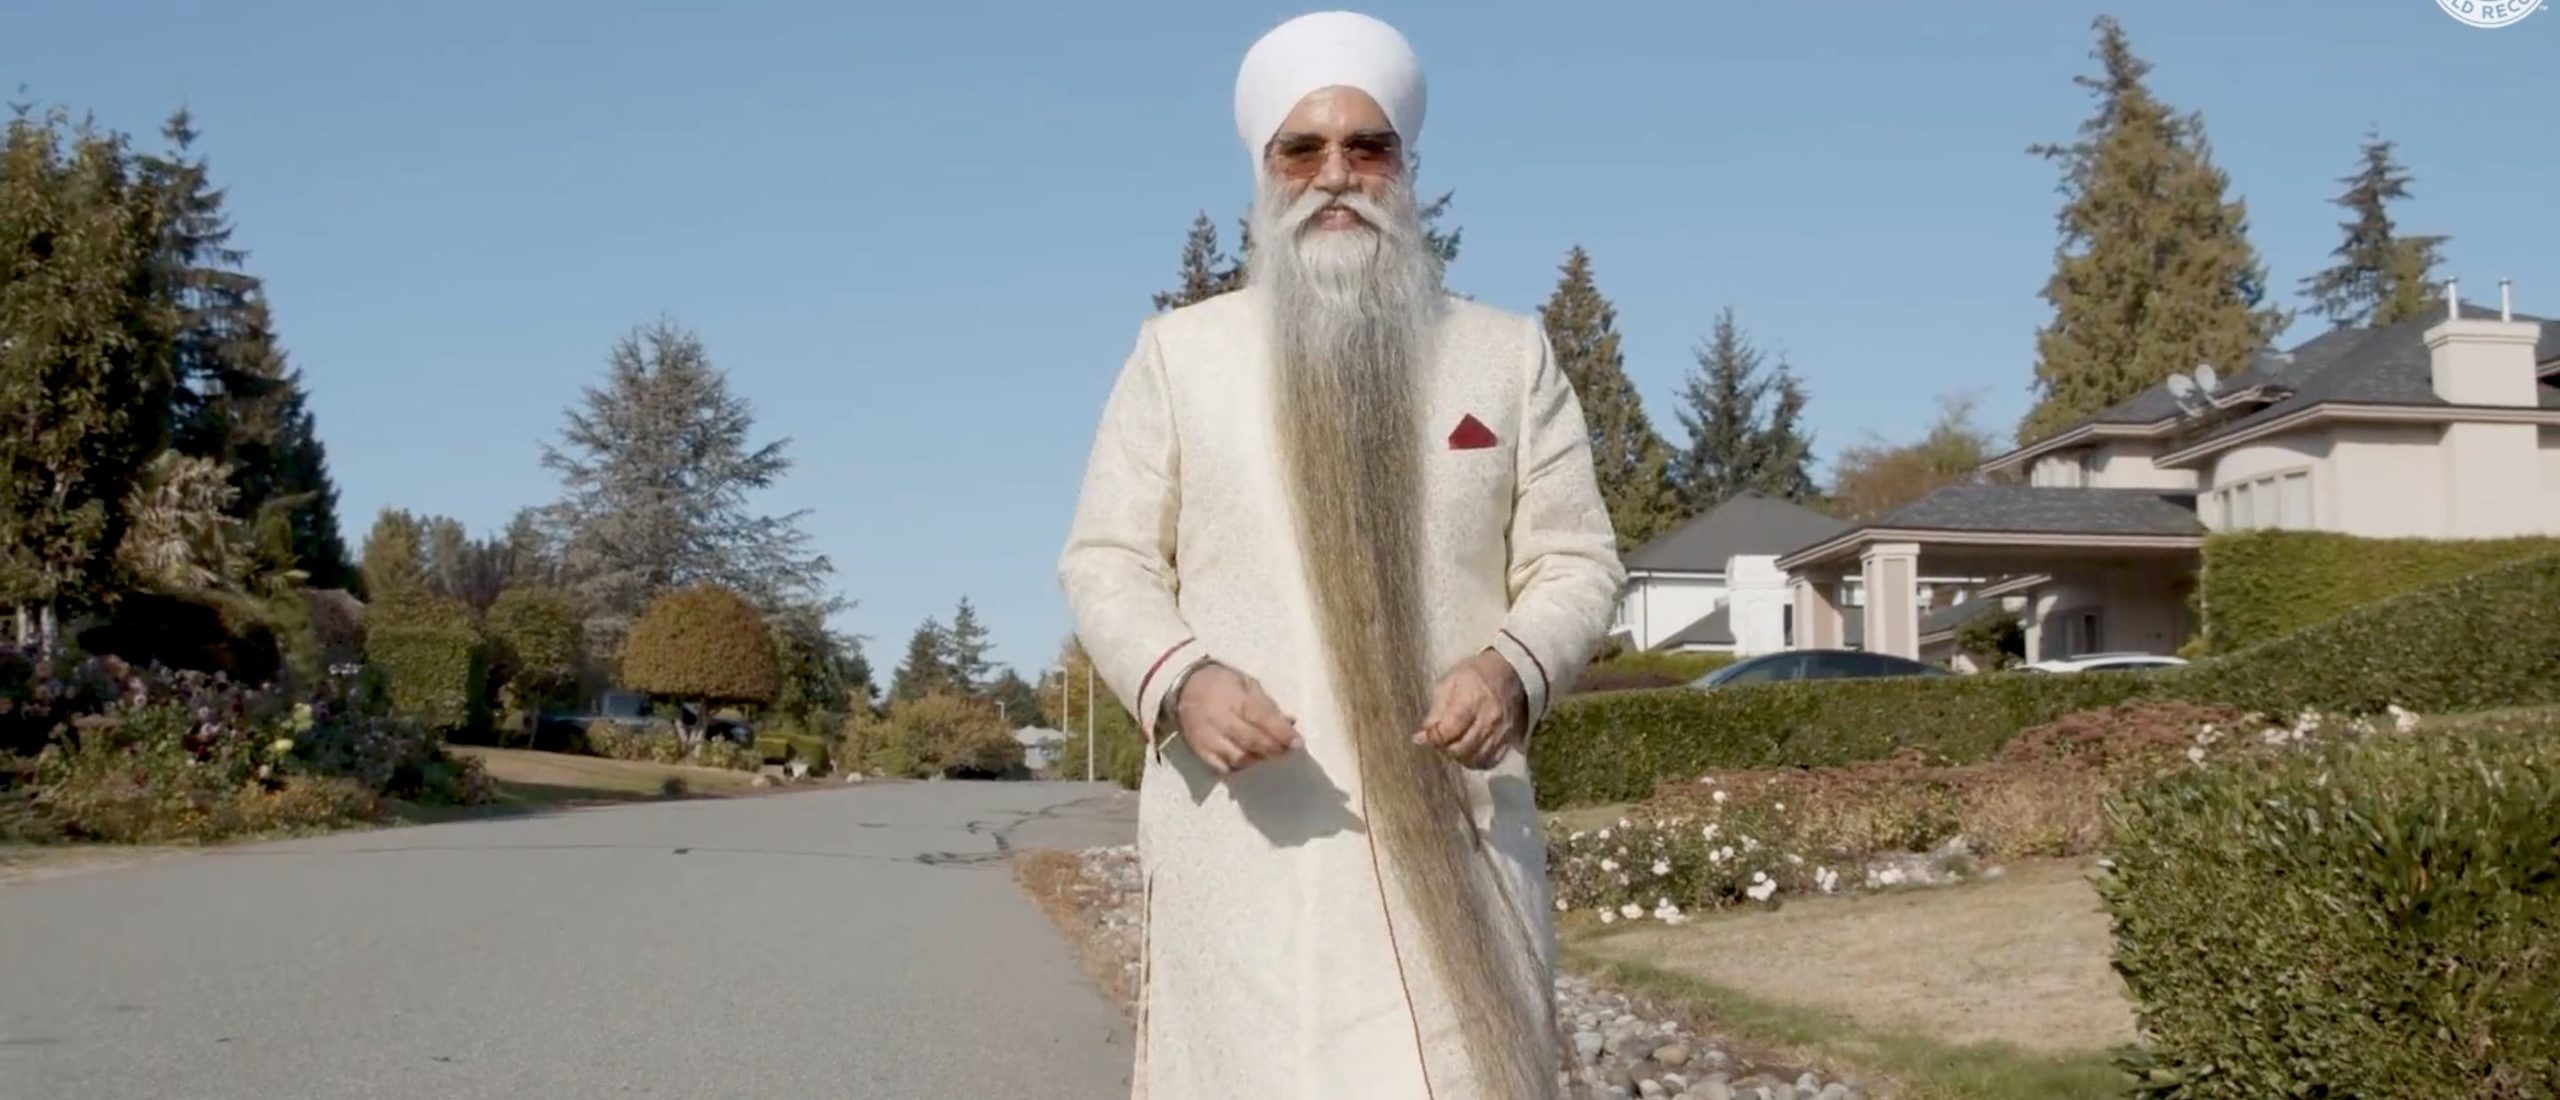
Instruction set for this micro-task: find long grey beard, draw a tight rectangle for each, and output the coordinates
[1256,174,1568,1100]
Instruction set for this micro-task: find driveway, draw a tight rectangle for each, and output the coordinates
[0,780,1141,1099]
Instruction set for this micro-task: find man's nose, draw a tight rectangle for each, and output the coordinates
[1311,146,1353,192]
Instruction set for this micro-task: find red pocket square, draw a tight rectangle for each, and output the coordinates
[1448,414,1498,450]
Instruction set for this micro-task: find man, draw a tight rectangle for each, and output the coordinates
[1058,11,1624,1099]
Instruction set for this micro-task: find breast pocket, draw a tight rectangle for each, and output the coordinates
[1429,407,1518,540]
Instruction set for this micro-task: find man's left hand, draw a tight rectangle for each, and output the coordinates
[1415,650,1528,770]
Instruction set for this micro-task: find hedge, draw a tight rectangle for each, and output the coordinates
[1532,551,2560,809]
[366,625,490,734]
[2099,716,2560,1097]
[2199,529,2560,652]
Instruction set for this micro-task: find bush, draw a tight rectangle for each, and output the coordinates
[2182,549,2560,719]
[1532,670,2159,808]
[69,589,284,687]
[2198,530,2560,652]
[1581,650,1733,689]
[2100,717,2560,1097]
[620,584,780,715]
[851,693,1023,779]
[483,586,586,732]
[366,624,490,734]
[1533,552,2560,809]
[10,652,492,843]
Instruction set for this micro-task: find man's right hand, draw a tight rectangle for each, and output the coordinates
[1171,663,1302,775]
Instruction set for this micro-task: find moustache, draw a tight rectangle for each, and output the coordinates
[1282,189,1385,233]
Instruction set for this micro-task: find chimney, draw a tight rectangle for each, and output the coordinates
[2426,278,2540,408]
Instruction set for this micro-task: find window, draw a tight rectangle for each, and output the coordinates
[2214,468,2315,532]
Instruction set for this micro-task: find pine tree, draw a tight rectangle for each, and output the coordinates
[1152,213,1241,311]
[0,106,177,643]
[539,317,837,654]
[1754,361,1819,503]
[139,110,349,589]
[889,618,956,703]
[2300,130,2447,329]
[943,597,994,695]
[1537,247,1679,549]
[1672,308,1789,512]
[986,667,1044,728]
[2019,15,2289,444]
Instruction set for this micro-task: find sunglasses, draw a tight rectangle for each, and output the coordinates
[1265,128,1403,179]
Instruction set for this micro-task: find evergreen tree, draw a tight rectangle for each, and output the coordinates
[1536,246,1679,549]
[2300,130,2447,329]
[889,617,957,703]
[1152,213,1241,311]
[0,106,176,643]
[2020,15,2289,444]
[138,110,349,588]
[1756,360,1819,503]
[943,596,994,694]
[1671,308,1811,511]
[986,667,1044,729]
[538,318,838,654]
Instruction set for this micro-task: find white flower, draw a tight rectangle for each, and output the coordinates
[1786,853,1805,866]
[1600,859,1619,873]
[1702,823,1721,842]
[1597,828,1612,841]
[1741,835,1761,853]
[1712,790,1729,805]
[1814,867,1840,894]
[1751,870,1769,883]
[2187,746,2207,764]
[1620,903,1643,920]
[1746,879,1778,902]
[1570,830,1588,842]
[1618,817,1633,830]
[1555,898,1569,912]
[2388,704,2419,733]
[1774,802,1786,812]
[1599,909,1618,924]
[1651,860,1672,876]
[1878,867,1907,886]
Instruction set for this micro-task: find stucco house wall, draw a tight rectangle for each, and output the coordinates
[1615,574,1726,651]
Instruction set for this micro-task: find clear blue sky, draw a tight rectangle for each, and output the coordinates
[8,1,2552,680]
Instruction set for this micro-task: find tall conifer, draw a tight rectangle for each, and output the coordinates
[2020,16,2288,444]
[2301,130,2447,328]
[1536,247,1677,548]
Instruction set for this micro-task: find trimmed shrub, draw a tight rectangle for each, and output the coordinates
[2199,529,2559,651]
[1531,671,2158,808]
[1532,551,2560,809]
[70,589,283,687]
[366,624,490,734]
[483,586,586,730]
[1582,650,1734,688]
[621,584,779,712]
[2181,549,2560,719]
[2100,717,2560,1097]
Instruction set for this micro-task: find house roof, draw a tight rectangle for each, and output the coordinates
[1624,491,1848,573]
[1869,486,2206,537]
[1657,606,1734,648]
[1993,304,2560,469]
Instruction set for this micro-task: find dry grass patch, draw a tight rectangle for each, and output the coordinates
[451,746,763,806]
[1010,848,1140,1016]
[1573,858,2133,1055]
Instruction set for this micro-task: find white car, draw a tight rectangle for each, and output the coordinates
[2020,652,2189,674]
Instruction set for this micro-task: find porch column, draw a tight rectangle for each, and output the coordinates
[1789,571,1844,650]
[1861,541,1922,659]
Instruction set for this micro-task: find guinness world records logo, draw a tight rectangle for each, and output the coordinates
[2437,0,2544,27]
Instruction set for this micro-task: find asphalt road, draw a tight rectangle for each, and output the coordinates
[0,780,1142,1100]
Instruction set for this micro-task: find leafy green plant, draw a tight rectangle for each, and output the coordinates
[2197,529,2558,652]
[620,584,779,732]
[2099,717,2560,1097]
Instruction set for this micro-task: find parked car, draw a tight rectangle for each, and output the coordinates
[1687,648,1952,688]
[2019,652,2188,674]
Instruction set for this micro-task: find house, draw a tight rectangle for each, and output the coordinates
[1014,726,1068,773]
[1776,292,2560,665]
[1611,492,1982,657]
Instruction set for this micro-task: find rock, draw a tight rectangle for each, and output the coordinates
[1654,1043,1692,1067]
[1604,1064,1634,1089]
[750,774,776,788]
[1574,1031,1605,1063]
[1797,1072,1823,1093]
[1638,1081,1667,1099]
[1688,1084,1734,1100]
[1660,1072,1689,1093]
[1818,1086,1854,1100]
[1769,1085,1798,1100]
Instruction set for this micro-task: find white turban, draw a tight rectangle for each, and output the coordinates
[1233,11,1427,163]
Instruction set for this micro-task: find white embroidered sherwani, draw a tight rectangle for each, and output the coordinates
[1057,285,1626,1100]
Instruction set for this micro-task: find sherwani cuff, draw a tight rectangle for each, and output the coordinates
[1489,627,1556,727]
[1137,638,1210,752]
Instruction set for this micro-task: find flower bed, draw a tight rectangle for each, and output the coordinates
[1545,700,2422,924]
[3,647,493,843]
